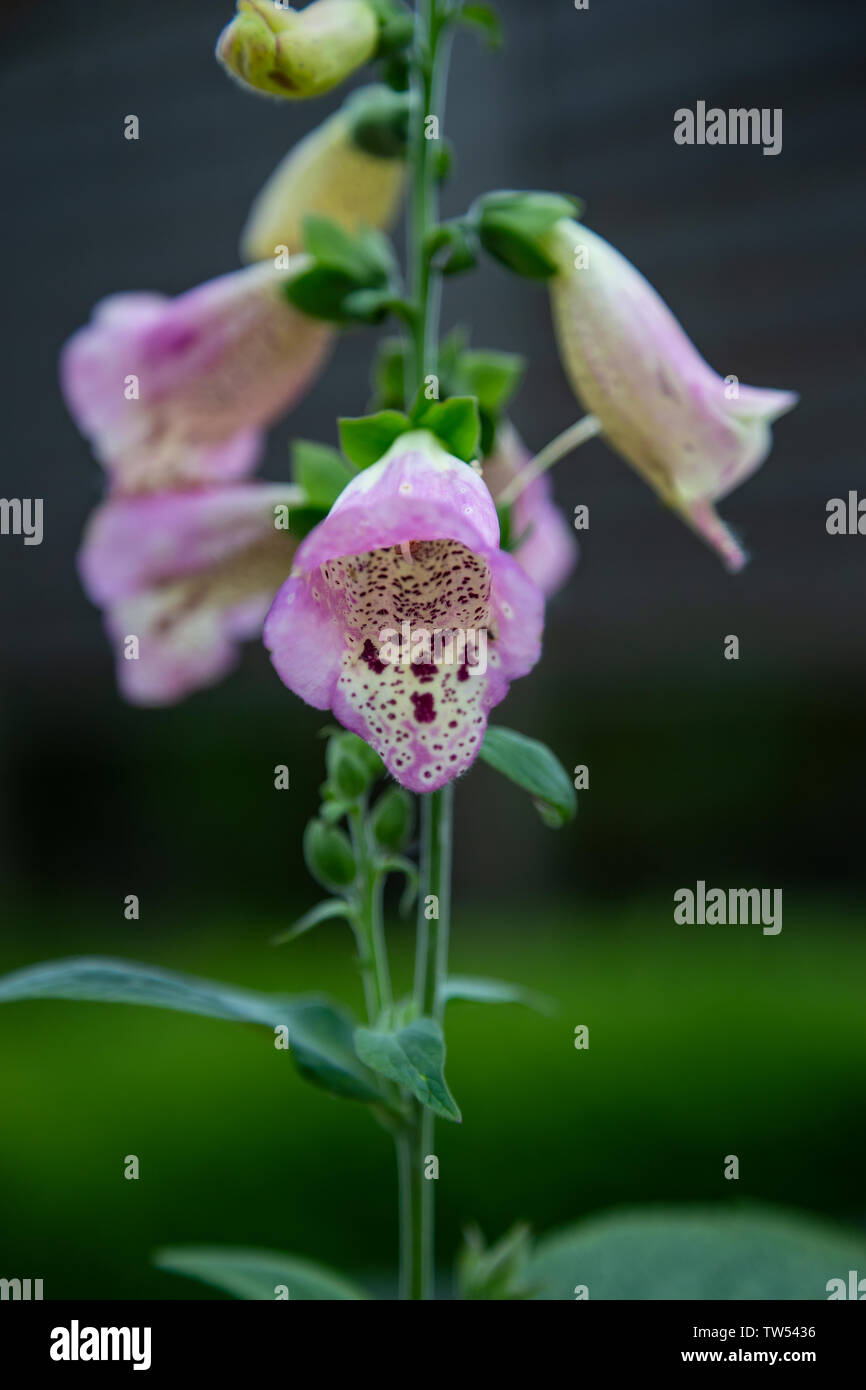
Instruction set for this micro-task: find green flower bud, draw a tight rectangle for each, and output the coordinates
[370,786,413,850]
[326,733,371,799]
[303,818,357,890]
[349,735,386,780]
[344,83,412,159]
[216,0,379,102]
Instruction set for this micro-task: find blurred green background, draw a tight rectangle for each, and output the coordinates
[2,891,865,1297]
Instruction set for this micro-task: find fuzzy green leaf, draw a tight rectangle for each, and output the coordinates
[0,957,381,1102]
[441,975,555,1015]
[271,900,357,946]
[354,1017,461,1121]
[479,725,576,827]
[528,1206,866,1300]
[155,1246,369,1300]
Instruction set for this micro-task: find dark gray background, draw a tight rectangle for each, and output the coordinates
[1,0,864,912]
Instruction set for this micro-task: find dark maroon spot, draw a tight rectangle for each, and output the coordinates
[411,662,437,683]
[361,638,386,674]
[411,692,436,724]
[457,664,470,682]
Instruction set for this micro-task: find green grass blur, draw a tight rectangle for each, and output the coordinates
[1,899,864,1299]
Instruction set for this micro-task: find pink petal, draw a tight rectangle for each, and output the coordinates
[80,483,301,604]
[547,220,798,566]
[61,263,331,493]
[294,432,500,571]
[484,424,578,598]
[264,432,545,790]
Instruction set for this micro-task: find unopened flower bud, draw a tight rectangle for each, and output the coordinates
[303,818,357,889]
[241,91,407,261]
[217,0,379,102]
[370,787,413,851]
[547,219,797,571]
[326,732,373,798]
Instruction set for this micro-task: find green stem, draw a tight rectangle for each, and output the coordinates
[348,803,391,1019]
[398,0,456,1301]
[407,783,454,1299]
[496,414,603,507]
[407,0,451,396]
[414,784,453,1020]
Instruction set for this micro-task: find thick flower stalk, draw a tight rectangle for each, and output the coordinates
[80,484,301,704]
[546,219,797,571]
[241,94,407,261]
[484,422,578,599]
[264,430,544,792]
[217,0,379,100]
[60,263,332,494]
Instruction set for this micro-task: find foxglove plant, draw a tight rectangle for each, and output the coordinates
[2,0,798,1301]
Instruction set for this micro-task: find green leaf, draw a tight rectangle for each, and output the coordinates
[0,958,381,1103]
[287,998,381,1100]
[371,337,407,410]
[354,1017,461,1122]
[280,502,329,540]
[343,83,412,159]
[426,219,477,275]
[479,213,559,279]
[354,226,401,282]
[457,3,503,49]
[477,190,580,233]
[284,264,366,324]
[155,1247,369,1301]
[302,215,381,282]
[436,325,470,385]
[271,900,357,946]
[479,726,577,827]
[441,975,555,1015]
[341,288,405,324]
[527,1206,866,1301]
[339,410,410,468]
[412,396,480,462]
[459,350,525,415]
[288,220,397,324]
[475,191,581,281]
[292,440,356,510]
